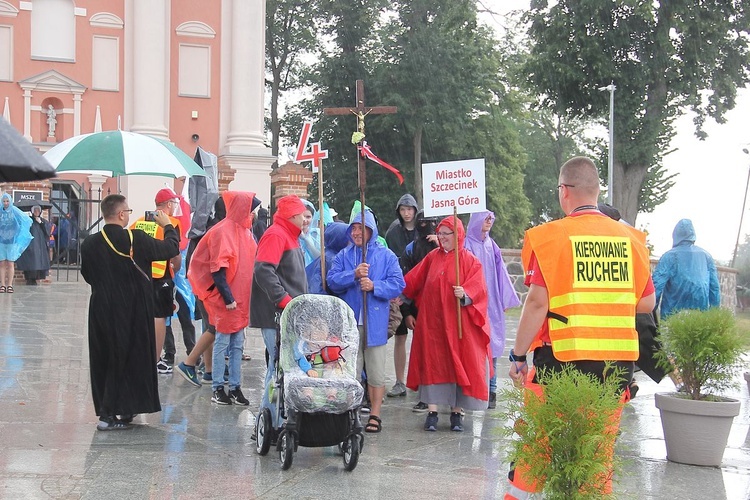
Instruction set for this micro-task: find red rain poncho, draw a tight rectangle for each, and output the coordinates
[403,216,492,400]
[188,191,257,333]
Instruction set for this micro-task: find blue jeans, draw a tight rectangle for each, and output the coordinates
[260,327,279,423]
[212,329,244,391]
[489,357,498,394]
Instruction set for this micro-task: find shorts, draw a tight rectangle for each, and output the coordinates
[195,299,216,334]
[356,326,387,387]
[387,301,408,337]
[152,278,175,318]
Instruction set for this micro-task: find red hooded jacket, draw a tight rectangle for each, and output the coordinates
[188,191,257,333]
[403,216,492,400]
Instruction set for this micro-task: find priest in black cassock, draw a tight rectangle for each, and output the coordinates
[81,194,179,431]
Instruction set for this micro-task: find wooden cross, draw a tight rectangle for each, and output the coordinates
[323,79,397,336]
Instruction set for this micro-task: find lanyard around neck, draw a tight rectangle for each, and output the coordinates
[101,227,151,281]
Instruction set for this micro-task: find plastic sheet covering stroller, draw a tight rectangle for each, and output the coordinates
[254,294,364,471]
[281,294,364,413]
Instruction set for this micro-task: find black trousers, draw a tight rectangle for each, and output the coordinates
[164,291,196,361]
[532,345,634,393]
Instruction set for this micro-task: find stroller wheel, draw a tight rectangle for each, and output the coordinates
[279,430,294,470]
[342,434,360,471]
[255,408,273,456]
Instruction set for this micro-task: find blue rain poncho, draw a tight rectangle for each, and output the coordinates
[0,193,33,262]
[652,219,720,318]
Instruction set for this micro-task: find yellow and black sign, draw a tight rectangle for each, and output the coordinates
[133,220,158,238]
[570,236,632,289]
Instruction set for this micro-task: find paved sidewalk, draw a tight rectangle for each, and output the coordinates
[0,279,749,499]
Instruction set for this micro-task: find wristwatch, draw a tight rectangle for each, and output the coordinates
[509,349,527,363]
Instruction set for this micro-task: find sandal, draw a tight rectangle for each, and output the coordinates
[0,286,5,293]
[6,286,13,293]
[365,415,382,433]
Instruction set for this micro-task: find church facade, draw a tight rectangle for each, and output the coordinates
[0,0,272,219]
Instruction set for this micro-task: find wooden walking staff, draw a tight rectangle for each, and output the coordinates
[454,206,462,339]
[323,80,397,338]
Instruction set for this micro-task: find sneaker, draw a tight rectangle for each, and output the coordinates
[176,362,201,387]
[97,417,133,431]
[202,371,213,383]
[156,358,173,374]
[387,381,407,398]
[488,392,497,409]
[424,411,439,431]
[412,401,429,413]
[360,401,371,414]
[229,388,250,406]
[212,387,232,405]
[450,412,464,432]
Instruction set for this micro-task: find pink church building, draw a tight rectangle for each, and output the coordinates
[0,0,272,225]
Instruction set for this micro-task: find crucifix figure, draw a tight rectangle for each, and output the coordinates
[323,79,397,336]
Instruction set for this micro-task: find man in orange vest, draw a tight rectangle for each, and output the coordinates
[131,188,183,370]
[505,157,656,499]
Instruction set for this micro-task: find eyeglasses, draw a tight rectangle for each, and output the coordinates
[120,209,133,214]
[437,231,454,237]
[557,183,575,190]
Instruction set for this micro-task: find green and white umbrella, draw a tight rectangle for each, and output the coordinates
[44,130,206,178]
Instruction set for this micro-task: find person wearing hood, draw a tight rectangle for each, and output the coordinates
[299,199,321,267]
[464,211,521,409]
[0,192,33,293]
[399,216,492,432]
[383,194,419,398]
[653,219,720,319]
[251,195,308,426]
[327,210,405,433]
[306,221,349,295]
[186,192,258,405]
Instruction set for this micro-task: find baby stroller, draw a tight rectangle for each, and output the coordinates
[254,294,365,470]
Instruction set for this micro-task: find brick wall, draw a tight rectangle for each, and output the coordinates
[270,161,312,204]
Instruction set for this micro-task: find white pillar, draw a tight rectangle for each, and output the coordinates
[223,0,266,152]
[221,0,274,203]
[129,0,169,139]
[23,89,32,141]
[87,174,109,233]
[73,94,82,136]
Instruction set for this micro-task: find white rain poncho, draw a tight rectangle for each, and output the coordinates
[280,294,364,413]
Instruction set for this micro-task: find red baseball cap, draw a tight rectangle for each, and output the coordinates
[155,188,178,205]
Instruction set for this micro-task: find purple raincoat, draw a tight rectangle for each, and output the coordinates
[464,211,521,358]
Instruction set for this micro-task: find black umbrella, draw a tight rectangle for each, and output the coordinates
[0,119,57,182]
[14,198,53,211]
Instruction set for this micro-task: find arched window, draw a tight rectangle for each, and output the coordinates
[31,0,75,61]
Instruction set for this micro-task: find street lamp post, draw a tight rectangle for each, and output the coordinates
[599,83,616,205]
[731,148,750,269]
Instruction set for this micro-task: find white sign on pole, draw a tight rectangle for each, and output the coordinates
[422,158,486,217]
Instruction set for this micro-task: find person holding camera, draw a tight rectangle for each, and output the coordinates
[81,194,180,430]
[130,189,183,370]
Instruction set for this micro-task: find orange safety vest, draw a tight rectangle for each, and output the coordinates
[131,216,179,279]
[521,215,651,362]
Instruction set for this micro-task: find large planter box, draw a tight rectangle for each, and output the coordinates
[655,392,740,467]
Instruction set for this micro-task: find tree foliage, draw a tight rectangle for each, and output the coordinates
[523,0,750,224]
[266,0,322,159]
[500,364,627,499]
[294,0,531,241]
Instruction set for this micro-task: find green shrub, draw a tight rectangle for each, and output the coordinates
[500,364,626,500]
[657,308,744,401]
